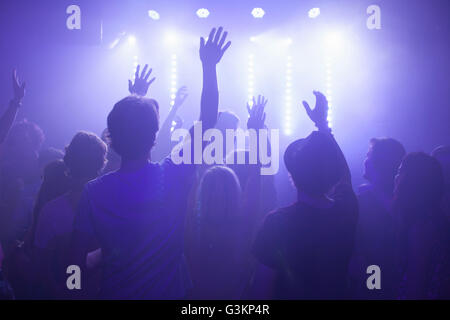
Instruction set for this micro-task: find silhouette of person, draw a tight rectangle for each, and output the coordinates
[253,91,358,299]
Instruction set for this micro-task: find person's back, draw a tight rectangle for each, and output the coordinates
[78,158,193,299]
[253,91,358,299]
[254,184,357,299]
[351,138,406,298]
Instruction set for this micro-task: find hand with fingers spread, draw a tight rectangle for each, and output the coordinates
[173,86,188,109]
[247,95,268,130]
[128,64,156,97]
[302,90,329,130]
[200,27,231,65]
[12,69,26,104]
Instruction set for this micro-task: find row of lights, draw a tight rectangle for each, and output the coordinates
[325,56,333,128]
[248,54,255,106]
[147,7,322,20]
[284,56,293,135]
[170,54,177,106]
[148,8,267,20]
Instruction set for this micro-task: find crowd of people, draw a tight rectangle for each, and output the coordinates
[0,27,449,300]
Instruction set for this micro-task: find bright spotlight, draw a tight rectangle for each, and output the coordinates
[250,36,256,42]
[325,32,343,51]
[164,32,178,46]
[196,8,210,18]
[251,8,265,18]
[127,35,136,45]
[285,38,293,45]
[308,8,320,19]
[148,10,160,20]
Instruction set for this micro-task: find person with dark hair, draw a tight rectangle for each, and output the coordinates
[33,131,106,298]
[394,152,450,299]
[350,138,406,299]
[0,72,43,257]
[70,27,231,299]
[186,96,268,299]
[432,145,450,222]
[253,91,358,299]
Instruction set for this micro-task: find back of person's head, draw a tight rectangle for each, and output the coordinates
[364,137,406,185]
[107,95,159,160]
[225,150,258,189]
[197,166,242,227]
[5,119,45,153]
[63,131,107,180]
[432,145,450,187]
[284,131,342,196]
[216,110,240,133]
[394,152,445,225]
[1,120,44,181]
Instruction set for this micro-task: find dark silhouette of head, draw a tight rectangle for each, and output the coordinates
[284,131,342,196]
[2,119,45,181]
[226,149,258,189]
[364,137,406,190]
[63,131,107,181]
[198,166,242,227]
[394,152,445,225]
[107,95,159,160]
[216,110,240,134]
[432,145,450,188]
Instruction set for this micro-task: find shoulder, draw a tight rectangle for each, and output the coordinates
[84,170,120,194]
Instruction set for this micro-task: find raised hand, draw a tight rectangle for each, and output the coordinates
[173,86,188,109]
[12,69,26,103]
[128,64,156,96]
[302,90,329,128]
[200,27,231,65]
[247,95,268,130]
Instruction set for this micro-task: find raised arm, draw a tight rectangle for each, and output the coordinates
[152,86,188,161]
[302,91,352,185]
[0,70,25,144]
[199,27,231,129]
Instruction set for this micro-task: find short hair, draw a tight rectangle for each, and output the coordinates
[394,152,445,223]
[284,131,342,196]
[6,119,45,151]
[63,131,107,179]
[216,110,240,131]
[369,137,406,179]
[107,95,159,159]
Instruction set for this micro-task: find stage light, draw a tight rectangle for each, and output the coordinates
[250,36,256,42]
[251,8,265,18]
[170,54,177,106]
[127,35,136,45]
[308,8,320,19]
[164,32,178,46]
[148,10,160,20]
[196,8,210,18]
[248,54,255,106]
[286,38,293,45]
[285,55,293,136]
[325,32,343,51]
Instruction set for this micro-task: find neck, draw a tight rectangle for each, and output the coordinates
[120,154,150,172]
[297,190,333,209]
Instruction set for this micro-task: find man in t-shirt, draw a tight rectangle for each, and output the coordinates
[70,27,231,299]
[253,91,358,299]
